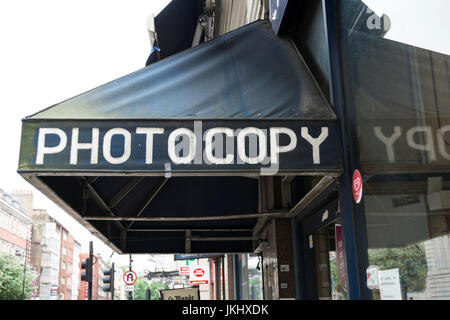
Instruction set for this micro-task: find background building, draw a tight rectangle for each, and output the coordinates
[71,240,81,299]
[0,188,32,262]
[14,190,83,300]
[58,226,75,300]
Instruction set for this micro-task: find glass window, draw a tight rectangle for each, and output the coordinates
[336,0,450,300]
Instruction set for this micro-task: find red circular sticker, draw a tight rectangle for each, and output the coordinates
[352,169,363,203]
[193,268,205,277]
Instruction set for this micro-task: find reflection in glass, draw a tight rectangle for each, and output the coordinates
[336,0,450,299]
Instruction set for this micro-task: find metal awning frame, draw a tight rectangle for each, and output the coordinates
[20,171,339,254]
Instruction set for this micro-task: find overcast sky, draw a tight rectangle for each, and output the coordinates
[0,0,172,272]
[363,0,450,55]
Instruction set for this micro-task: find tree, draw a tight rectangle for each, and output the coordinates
[133,277,150,300]
[368,243,428,293]
[0,254,35,300]
[249,277,262,300]
[149,282,168,300]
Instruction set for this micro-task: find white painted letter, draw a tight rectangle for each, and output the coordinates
[301,127,329,164]
[70,128,99,165]
[270,127,297,164]
[237,127,267,164]
[103,128,131,164]
[374,126,401,163]
[136,127,164,164]
[406,126,436,161]
[205,128,234,164]
[36,128,67,165]
[437,125,450,160]
[168,128,196,164]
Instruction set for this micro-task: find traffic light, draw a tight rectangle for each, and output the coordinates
[102,263,115,299]
[80,257,92,282]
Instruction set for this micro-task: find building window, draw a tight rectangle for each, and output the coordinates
[62,247,66,256]
[336,0,450,300]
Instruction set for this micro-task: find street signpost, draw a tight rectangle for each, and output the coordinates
[124,285,135,292]
[123,270,137,285]
[379,268,402,300]
[179,266,190,276]
[366,265,380,290]
[189,265,209,285]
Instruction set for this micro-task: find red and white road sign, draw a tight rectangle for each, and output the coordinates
[352,169,363,204]
[189,265,209,285]
[179,266,190,276]
[123,270,137,285]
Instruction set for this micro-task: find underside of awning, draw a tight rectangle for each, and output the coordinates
[18,21,342,254]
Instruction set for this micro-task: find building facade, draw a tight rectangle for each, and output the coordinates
[58,226,75,300]
[0,189,32,262]
[14,190,83,300]
[71,240,81,299]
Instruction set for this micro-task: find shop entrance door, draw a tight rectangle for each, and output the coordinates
[298,199,348,300]
[310,221,348,300]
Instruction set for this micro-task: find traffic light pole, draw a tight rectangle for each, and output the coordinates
[88,241,93,300]
[129,254,133,300]
[111,263,115,300]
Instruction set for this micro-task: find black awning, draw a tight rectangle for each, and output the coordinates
[18,20,342,254]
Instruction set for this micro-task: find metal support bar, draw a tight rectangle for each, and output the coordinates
[120,230,127,252]
[83,211,289,222]
[108,177,145,208]
[286,175,335,218]
[185,230,191,253]
[126,178,168,230]
[253,175,335,236]
[127,228,253,232]
[80,177,126,231]
[191,237,259,241]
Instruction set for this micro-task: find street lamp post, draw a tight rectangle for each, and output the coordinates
[21,231,30,300]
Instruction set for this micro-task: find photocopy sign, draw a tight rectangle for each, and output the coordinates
[19,120,342,175]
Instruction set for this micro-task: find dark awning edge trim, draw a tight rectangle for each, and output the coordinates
[18,170,342,176]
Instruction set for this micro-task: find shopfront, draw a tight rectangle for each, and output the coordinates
[334,0,450,300]
[270,0,450,300]
[17,0,449,300]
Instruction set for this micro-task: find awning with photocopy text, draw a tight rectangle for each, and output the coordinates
[18,20,342,254]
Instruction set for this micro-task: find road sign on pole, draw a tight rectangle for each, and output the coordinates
[124,285,135,292]
[189,265,209,285]
[123,270,137,285]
